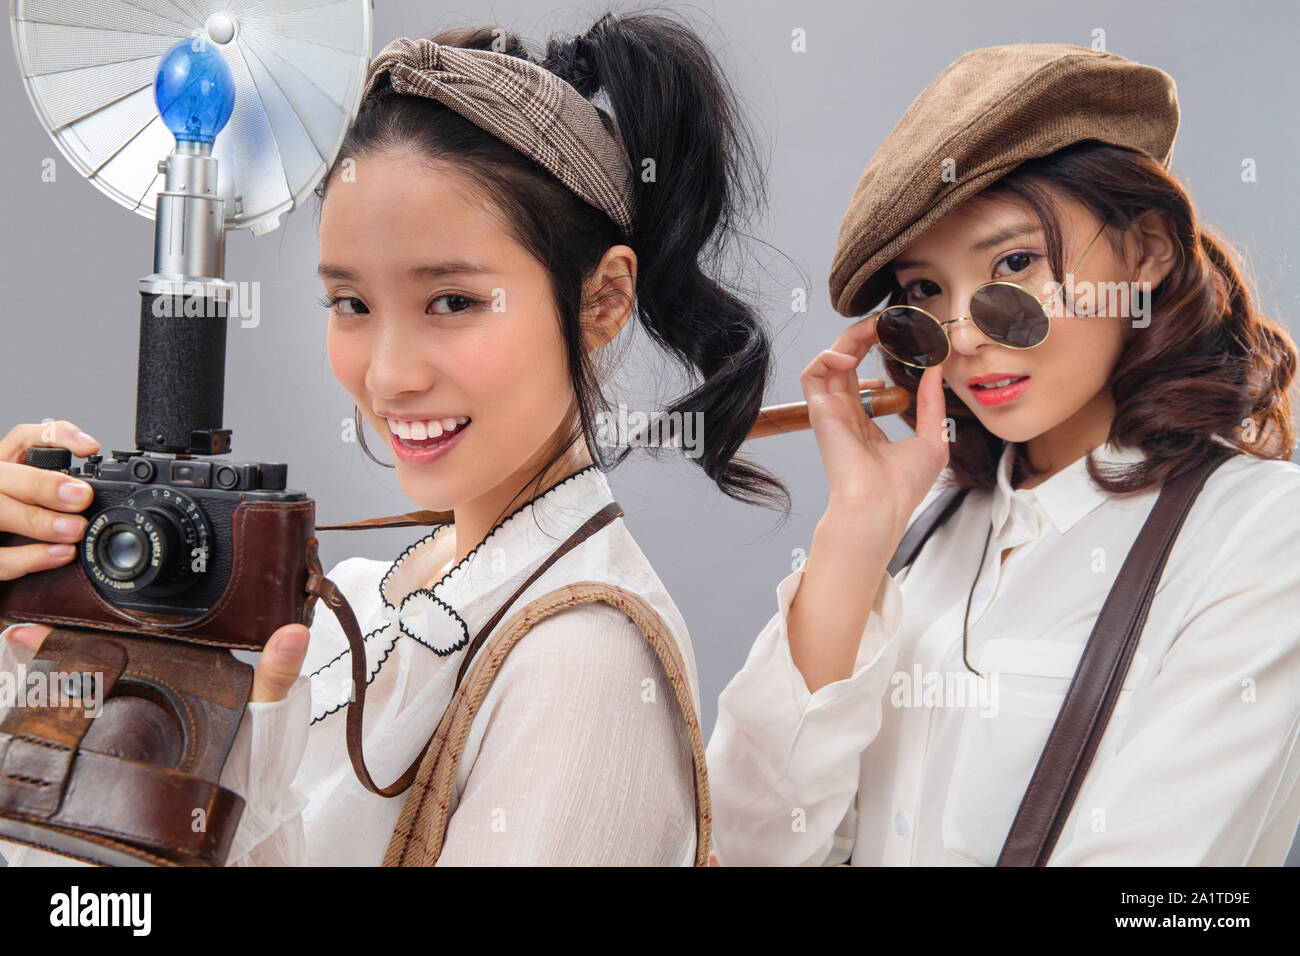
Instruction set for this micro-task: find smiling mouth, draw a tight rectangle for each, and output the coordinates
[385,416,471,448]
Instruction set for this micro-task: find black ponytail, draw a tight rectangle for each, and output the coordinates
[319,12,789,517]
[544,12,788,510]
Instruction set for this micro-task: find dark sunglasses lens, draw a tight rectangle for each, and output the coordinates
[877,307,948,367]
[970,284,1049,347]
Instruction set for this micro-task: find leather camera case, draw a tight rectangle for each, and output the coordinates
[0,498,317,650]
[0,629,253,866]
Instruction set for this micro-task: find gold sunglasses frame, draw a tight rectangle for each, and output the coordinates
[872,220,1109,369]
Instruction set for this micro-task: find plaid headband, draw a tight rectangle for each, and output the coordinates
[360,37,636,234]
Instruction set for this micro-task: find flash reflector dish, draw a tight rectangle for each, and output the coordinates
[11,0,372,235]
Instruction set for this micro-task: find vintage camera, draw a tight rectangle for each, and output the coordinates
[0,446,318,866]
[64,448,296,619]
[0,27,360,865]
[0,446,313,644]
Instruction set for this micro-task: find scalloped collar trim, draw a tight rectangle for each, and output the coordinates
[380,462,610,655]
[308,463,615,723]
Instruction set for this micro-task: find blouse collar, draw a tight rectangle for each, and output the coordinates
[991,439,1150,538]
[378,462,614,655]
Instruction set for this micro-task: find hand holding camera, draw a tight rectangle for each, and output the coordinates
[0,421,99,584]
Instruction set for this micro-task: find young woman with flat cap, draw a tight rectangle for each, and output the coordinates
[707,43,1300,866]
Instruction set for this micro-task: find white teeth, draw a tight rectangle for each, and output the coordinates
[976,377,1023,389]
[385,416,470,440]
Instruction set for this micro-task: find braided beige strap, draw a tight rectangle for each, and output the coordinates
[361,37,635,234]
[383,581,711,866]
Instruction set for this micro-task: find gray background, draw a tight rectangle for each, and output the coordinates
[2,0,1297,864]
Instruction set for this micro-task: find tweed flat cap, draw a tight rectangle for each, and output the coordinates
[828,43,1179,317]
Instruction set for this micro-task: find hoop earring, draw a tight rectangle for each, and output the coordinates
[355,404,395,469]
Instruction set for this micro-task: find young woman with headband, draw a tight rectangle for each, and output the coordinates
[707,43,1300,866]
[0,11,787,866]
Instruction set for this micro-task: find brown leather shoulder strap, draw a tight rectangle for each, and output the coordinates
[887,483,969,577]
[316,509,452,531]
[304,501,624,798]
[453,502,624,693]
[996,448,1235,865]
[382,580,711,867]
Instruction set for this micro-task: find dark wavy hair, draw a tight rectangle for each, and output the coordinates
[315,10,790,522]
[879,140,1298,493]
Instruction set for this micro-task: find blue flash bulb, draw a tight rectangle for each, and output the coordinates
[154,39,235,146]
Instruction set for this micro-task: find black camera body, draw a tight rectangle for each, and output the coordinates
[0,445,317,652]
[58,448,302,619]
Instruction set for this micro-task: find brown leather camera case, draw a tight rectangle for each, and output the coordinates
[0,498,318,865]
[0,499,316,650]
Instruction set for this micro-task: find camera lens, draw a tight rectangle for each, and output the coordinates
[82,487,211,599]
[100,526,147,576]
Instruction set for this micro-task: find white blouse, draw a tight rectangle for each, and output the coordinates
[0,464,701,866]
[707,437,1300,866]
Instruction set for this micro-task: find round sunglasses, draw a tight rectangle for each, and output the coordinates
[873,221,1108,369]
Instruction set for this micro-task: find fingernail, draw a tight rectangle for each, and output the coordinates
[53,517,81,535]
[59,480,91,503]
[75,431,97,446]
[276,627,308,659]
[47,544,75,559]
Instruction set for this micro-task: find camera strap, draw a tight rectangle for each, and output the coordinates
[882,446,1235,865]
[315,510,452,530]
[303,501,625,798]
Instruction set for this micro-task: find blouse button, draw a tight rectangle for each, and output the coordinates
[1015,500,1032,522]
[893,810,909,835]
[973,584,991,602]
